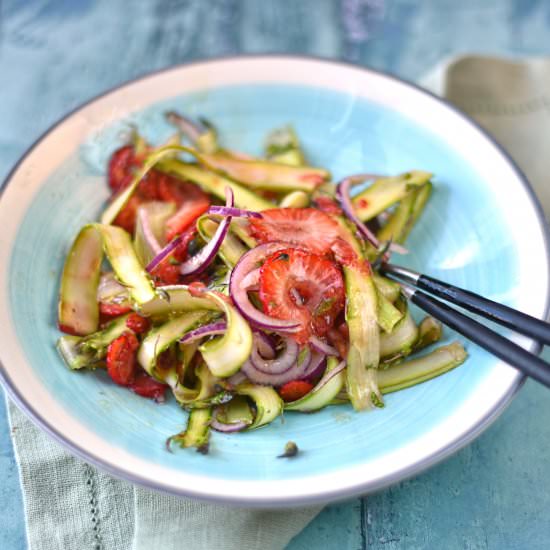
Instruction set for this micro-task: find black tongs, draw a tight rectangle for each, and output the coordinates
[381,263,550,388]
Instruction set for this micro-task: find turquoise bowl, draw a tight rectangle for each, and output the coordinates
[0,57,548,506]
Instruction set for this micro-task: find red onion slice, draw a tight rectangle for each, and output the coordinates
[210,406,250,433]
[337,175,381,248]
[337,175,407,256]
[165,111,206,144]
[226,371,247,386]
[254,331,277,360]
[145,234,185,273]
[97,272,128,303]
[250,334,299,374]
[241,341,323,387]
[309,335,339,357]
[240,359,301,386]
[240,268,260,290]
[300,351,327,381]
[229,242,300,332]
[179,187,234,276]
[315,360,346,391]
[208,205,262,219]
[285,360,346,404]
[137,207,163,256]
[179,321,227,345]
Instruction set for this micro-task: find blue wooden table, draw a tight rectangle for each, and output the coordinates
[2,1,550,548]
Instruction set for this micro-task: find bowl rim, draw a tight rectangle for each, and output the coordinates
[1,54,549,507]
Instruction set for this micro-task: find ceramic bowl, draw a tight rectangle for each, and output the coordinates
[1,56,548,506]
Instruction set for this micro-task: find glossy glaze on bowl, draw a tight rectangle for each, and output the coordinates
[0,57,548,506]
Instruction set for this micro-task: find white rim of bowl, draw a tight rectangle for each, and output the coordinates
[1,55,549,507]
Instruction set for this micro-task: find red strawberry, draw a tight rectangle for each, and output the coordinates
[128,371,167,400]
[258,248,345,344]
[99,302,132,318]
[126,313,151,334]
[106,331,139,386]
[108,145,137,193]
[249,208,343,256]
[313,195,343,216]
[158,177,210,241]
[112,194,142,234]
[278,380,314,402]
[151,261,182,286]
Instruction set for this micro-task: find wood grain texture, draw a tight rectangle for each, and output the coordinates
[1,1,550,549]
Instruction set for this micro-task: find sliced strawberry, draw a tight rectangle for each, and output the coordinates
[106,331,139,386]
[151,261,182,286]
[165,199,210,241]
[126,313,151,334]
[137,171,162,200]
[278,380,314,402]
[99,302,133,317]
[259,248,345,344]
[313,195,343,216]
[157,176,205,206]
[128,371,167,400]
[158,177,210,241]
[112,194,142,234]
[249,208,343,256]
[108,145,137,193]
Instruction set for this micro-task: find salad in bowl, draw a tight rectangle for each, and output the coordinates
[56,112,466,453]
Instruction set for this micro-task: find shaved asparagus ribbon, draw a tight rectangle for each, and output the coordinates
[337,175,407,255]
[58,223,157,336]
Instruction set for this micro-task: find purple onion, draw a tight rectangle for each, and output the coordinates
[315,360,346,391]
[179,187,234,276]
[337,174,408,256]
[285,360,346,404]
[240,268,260,291]
[226,371,247,386]
[146,234,185,273]
[229,242,300,332]
[240,337,326,386]
[300,351,327,381]
[254,331,277,360]
[179,321,227,345]
[309,335,339,357]
[337,175,381,249]
[210,406,250,433]
[240,359,304,386]
[97,272,128,303]
[250,335,299,374]
[208,205,262,219]
[165,111,206,144]
[137,207,163,255]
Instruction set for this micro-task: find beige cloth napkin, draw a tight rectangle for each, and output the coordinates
[422,54,550,219]
[10,54,550,550]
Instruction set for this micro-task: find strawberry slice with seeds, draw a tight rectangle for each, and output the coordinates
[278,380,314,402]
[106,331,139,386]
[128,371,168,400]
[249,208,343,256]
[159,177,211,241]
[259,248,345,344]
[108,145,138,193]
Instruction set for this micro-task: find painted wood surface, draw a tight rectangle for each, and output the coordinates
[2,1,550,548]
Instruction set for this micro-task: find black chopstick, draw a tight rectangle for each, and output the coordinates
[382,263,550,346]
[397,282,550,388]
